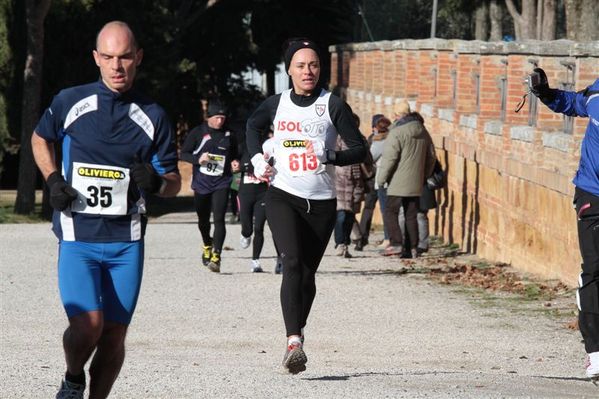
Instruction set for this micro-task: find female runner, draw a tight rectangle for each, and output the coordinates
[245,38,367,373]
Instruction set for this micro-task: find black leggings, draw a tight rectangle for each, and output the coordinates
[575,187,599,353]
[194,188,229,253]
[265,186,336,337]
[239,183,268,260]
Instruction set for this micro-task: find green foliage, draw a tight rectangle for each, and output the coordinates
[436,0,476,39]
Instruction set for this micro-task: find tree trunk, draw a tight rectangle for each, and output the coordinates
[564,0,579,40]
[565,0,598,40]
[541,0,556,40]
[474,1,489,40]
[505,0,537,39]
[14,0,51,214]
[489,0,503,41]
[536,0,543,39]
[579,0,599,40]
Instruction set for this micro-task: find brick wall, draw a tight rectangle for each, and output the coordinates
[330,39,599,286]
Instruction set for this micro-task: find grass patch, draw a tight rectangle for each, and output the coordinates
[0,204,46,223]
[0,193,47,223]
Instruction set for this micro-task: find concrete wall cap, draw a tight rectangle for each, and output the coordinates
[455,40,489,54]
[571,41,599,56]
[504,40,571,56]
[330,39,599,57]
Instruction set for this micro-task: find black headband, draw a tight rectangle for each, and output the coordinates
[283,38,320,72]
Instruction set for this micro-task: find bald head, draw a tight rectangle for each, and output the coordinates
[93,21,143,93]
[96,21,138,51]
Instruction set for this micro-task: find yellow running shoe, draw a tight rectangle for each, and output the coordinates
[202,245,212,266]
[207,252,221,273]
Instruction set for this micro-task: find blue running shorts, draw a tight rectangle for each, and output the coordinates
[58,240,144,324]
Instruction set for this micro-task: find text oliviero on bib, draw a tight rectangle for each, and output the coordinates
[71,162,130,215]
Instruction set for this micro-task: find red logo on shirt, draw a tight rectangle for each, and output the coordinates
[277,120,303,133]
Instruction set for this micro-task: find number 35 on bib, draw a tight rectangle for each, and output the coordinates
[70,162,130,215]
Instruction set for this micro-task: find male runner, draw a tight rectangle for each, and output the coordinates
[530,68,599,381]
[32,21,180,398]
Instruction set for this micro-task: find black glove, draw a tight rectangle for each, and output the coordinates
[130,156,164,194]
[47,171,78,211]
[529,68,556,104]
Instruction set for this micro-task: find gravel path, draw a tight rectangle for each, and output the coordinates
[1,216,597,398]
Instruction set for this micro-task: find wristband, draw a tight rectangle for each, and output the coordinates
[158,178,168,195]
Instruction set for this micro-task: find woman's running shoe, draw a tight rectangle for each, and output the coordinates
[282,339,307,374]
[55,379,85,399]
[240,235,252,249]
[586,352,599,381]
[251,259,263,273]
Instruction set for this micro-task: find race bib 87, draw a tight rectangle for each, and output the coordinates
[70,162,130,215]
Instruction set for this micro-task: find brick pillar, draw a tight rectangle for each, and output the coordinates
[504,54,529,126]
[392,48,407,98]
[456,53,480,114]
[417,50,437,103]
[342,50,351,88]
[350,50,365,120]
[479,55,505,120]
[435,50,456,108]
[350,51,365,92]
[371,50,384,94]
[330,52,338,90]
[405,50,419,98]
[382,48,395,116]
[382,49,394,95]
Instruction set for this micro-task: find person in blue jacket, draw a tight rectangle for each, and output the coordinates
[531,68,599,381]
[31,21,181,399]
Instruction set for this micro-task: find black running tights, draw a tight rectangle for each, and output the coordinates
[575,188,599,353]
[265,186,336,337]
[239,183,268,260]
[194,188,229,253]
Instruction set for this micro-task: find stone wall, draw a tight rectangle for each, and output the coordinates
[329,39,599,286]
